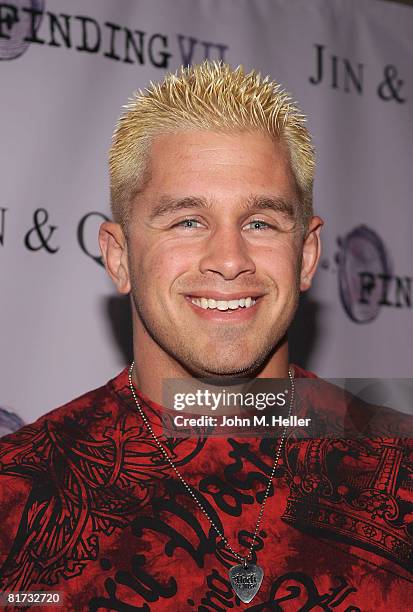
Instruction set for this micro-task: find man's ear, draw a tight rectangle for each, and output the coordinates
[98,221,131,294]
[300,216,324,291]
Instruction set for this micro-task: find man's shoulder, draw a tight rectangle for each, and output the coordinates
[0,367,137,566]
[0,367,132,565]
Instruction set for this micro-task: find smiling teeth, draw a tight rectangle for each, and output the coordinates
[190,297,257,310]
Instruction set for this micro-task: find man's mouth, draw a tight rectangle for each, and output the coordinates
[185,294,263,317]
[188,296,257,311]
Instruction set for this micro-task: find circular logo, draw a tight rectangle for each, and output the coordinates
[337,226,392,323]
[0,0,45,61]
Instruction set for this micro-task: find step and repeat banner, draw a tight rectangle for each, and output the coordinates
[1,0,412,426]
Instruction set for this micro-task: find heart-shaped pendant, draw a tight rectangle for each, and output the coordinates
[229,562,264,603]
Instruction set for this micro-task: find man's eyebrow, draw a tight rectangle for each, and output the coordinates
[149,196,211,221]
[244,195,297,218]
[148,195,297,222]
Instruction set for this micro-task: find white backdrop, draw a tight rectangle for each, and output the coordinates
[1,0,412,424]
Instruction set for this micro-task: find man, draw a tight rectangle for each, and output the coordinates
[0,62,411,610]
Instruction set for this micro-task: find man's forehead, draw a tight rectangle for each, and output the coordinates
[130,130,300,220]
[144,130,296,183]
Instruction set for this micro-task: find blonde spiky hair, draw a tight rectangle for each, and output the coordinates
[109,61,315,230]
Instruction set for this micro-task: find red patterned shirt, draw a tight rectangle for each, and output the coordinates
[0,366,412,610]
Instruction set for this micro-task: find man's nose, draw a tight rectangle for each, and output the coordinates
[198,226,256,280]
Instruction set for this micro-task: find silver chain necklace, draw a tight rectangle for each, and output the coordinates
[128,362,294,604]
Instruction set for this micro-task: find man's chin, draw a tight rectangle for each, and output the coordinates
[180,353,269,380]
[175,330,287,379]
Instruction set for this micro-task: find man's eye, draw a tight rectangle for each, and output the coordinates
[244,220,271,230]
[174,218,202,229]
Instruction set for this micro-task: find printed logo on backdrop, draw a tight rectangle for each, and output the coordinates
[0,0,44,60]
[0,1,228,66]
[309,43,407,103]
[0,207,107,265]
[321,225,411,323]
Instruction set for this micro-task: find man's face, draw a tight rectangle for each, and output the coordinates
[123,130,313,377]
